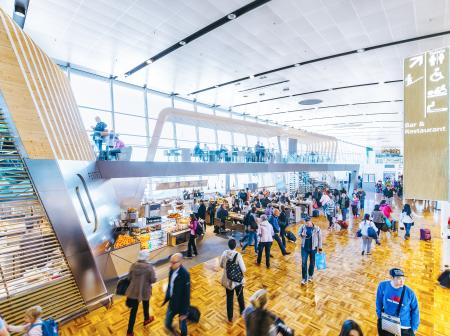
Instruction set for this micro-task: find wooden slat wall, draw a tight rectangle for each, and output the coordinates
[0,8,94,161]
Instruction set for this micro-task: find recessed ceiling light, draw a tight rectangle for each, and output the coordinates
[259,92,265,96]
[249,74,255,79]
[145,59,153,64]
[179,41,187,46]
[294,63,300,67]
[357,48,365,53]
[282,87,290,91]
[227,13,237,20]
[243,95,248,98]
[214,85,219,88]
[328,88,333,91]
[299,99,322,105]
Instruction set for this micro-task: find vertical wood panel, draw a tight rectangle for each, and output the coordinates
[0,8,94,160]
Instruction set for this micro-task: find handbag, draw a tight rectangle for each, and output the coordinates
[316,252,326,270]
[116,278,130,296]
[356,229,362,238]
[381,286,406,336]
[226,253,243,282]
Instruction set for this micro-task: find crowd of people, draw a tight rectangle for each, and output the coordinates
[193,141,276,163]
[113,182,421,336]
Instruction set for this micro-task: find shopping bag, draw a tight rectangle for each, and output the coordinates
[385,218,392,228]
[316,252,326,270]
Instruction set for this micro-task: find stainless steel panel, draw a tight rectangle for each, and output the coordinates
[25,159,108,304]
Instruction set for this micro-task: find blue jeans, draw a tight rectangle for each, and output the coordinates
[165,308,187,336]
[242,231,258,253]
[405,223,412,237]
[301,248,316,281]
[341,208,348,221]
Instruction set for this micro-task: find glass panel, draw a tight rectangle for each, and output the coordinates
[148,118,157,137]
[130,147,148,161]
[78,107,112,132]
[119,135,148,146]
[70,73,111,110]
[247,135,257,148]
[147,92,172,118]
[217,130,232,146]
[178,140,197,148]
[114,113,146,136]
[174,99,194,111]
[161,122,174,140]
[158,138,174,148]
[113,84,145,116]
[176,123,196,141]
[233,133,247,148]
[198,127,216,144]
[197,104,214,115]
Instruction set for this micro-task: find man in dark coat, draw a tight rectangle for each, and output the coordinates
[164,253,190,336]
[197,200,206,220]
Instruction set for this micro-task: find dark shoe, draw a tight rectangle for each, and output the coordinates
[127,333,134,336]
[361,251,365,255]
[256,262,261,266]
[143,316,155,326]
[270,254,274,258]
[283,252,291,256]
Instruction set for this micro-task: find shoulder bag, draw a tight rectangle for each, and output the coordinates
[381,286,406,336]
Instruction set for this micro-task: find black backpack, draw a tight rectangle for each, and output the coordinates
[226,253,243,282]
[195,222,204,236]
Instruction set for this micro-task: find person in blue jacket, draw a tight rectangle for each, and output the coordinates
[376,268,420,335]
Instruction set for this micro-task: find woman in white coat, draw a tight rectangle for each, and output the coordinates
[220,238,246,322]
[359,213,378,255]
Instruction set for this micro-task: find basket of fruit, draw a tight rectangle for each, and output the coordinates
[113,234,138,249]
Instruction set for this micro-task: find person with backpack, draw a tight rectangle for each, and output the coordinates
[339,191,350,222]
[186,214,198,258]
[372,204,387,236]
[376,268,420,335]
[298,216,323,285]
[400,204,414,240]
[257,215,274,268]
[7,306,57,336]
[125,250,157,336]
[220,238,246,322]
[241,207,259,254]
[359,214,378,255]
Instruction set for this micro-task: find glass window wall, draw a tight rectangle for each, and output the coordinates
[114,84,145,116]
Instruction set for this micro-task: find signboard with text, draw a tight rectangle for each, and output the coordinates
[404,48,449,200]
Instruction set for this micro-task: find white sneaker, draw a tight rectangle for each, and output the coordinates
[301,279,307,285]
[308,276,313,282]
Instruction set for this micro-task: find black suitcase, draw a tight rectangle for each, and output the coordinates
[188,306,201,323]
[438,270,450,288]
[286,231,297,242]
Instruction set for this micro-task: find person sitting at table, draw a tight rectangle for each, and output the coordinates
[260,195,271,208]
[245,147,253,162]
[202,144,209,161]
[216,204,229,233]
[109,134,125,160]
[232,146,238,162]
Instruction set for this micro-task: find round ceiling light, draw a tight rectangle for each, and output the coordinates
[299,99,322,105]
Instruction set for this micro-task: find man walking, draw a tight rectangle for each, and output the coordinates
[164,253,190,336]
[376,268,419,336]
[298,216,322,285]
[339,191,350,222]
[256,215,274,268]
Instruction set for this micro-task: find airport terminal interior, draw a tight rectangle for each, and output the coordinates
[0,0,450,335]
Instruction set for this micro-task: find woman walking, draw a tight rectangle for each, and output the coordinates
[400,204,414,240]
[351,193,359,218]
[371,204,386,236]
[298,216,322,285]
[359,214,378,255]
[220,238,246,322]
[125,250,156,336]
[187,214,198,258]
[256,215,274,269]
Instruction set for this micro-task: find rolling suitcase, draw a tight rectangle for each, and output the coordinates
[420,228,431,241]
[312,209,319,217]
[438,270,450,288]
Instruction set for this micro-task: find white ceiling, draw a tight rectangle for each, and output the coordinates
[2,0,450,148]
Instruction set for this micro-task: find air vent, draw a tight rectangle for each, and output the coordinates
[282,87,290,92]
[259,92,265,96]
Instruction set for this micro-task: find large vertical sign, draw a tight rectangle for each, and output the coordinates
[404,48,449,200]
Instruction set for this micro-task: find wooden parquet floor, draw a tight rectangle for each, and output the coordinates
[61,198,449,336]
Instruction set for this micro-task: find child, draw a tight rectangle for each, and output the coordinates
[8,306,43,336]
